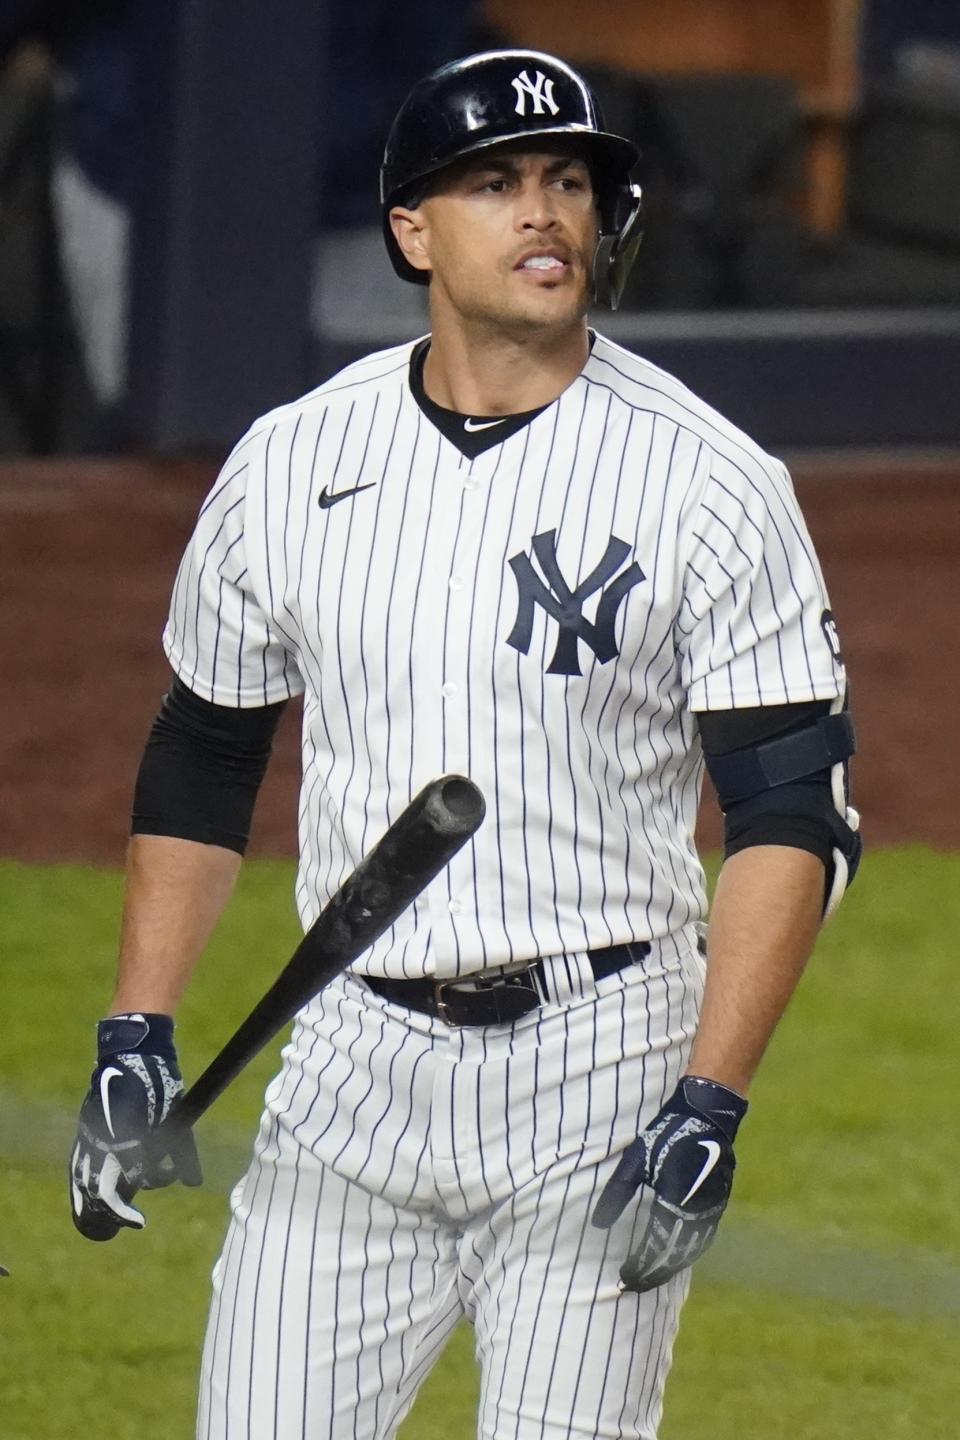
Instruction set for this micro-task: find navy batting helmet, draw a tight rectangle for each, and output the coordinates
[380,49,643,309]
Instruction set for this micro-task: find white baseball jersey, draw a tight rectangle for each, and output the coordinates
[164,331,843,979]
[187,334,845,1440]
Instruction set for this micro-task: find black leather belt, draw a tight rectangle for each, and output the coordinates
[361,940,652,1027]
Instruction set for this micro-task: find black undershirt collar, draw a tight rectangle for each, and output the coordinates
[408,337,551,459]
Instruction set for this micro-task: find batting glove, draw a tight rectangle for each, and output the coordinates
[69,1012,202,1242]
[591,1075,748,1292]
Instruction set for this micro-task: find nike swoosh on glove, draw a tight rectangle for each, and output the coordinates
[591,1075,748,1293]
[69,1012,202,1242]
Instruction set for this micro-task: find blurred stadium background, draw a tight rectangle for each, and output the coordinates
[1,2,958,1437]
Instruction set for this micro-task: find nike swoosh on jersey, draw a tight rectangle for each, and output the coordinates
[680,1139,722,1205]
[463,417,507,432]
[318,483,376,508]
[99,1066,126,1139]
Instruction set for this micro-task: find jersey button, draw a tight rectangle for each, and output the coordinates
[441,681,457,698]
[448,575,463,591]
[448,900,461,915]
[463,479,478,491]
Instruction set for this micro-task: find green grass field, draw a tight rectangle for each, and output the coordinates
[1,850,958,1439]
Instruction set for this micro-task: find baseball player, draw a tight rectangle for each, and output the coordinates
[69,49,860,1440]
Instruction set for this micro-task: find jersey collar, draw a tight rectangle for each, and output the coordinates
[408,338,552,459]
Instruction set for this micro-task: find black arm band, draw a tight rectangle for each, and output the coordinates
[722,777,835,867]
[132,677,288,855]
[699,700,837,864]
[704,710,854,803]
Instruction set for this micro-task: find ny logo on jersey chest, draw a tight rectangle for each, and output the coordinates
[506,530,645,676]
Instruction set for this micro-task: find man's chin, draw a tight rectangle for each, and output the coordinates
[445,274,590,335]
[496,285,589,333]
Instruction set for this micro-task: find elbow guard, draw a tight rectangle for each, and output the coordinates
[702,696,861,919]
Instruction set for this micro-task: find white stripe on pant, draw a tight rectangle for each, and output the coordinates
[198,941,704,1440]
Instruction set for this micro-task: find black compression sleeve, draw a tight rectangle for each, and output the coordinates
[697,699,831,756]
[699,700,835,867]
[721,784,835,866]
[131,677,288,854]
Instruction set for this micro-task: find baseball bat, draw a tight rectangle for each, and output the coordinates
[117,775,484,1209]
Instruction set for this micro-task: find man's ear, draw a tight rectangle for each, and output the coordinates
[389,206,432,276]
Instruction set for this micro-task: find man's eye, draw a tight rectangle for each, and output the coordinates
[556,175,585,191]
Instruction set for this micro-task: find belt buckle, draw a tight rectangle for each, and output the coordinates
[433,979,459,1026]
[433,966,538,1026]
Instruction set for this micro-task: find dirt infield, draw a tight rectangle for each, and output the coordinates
[1,453,957,864]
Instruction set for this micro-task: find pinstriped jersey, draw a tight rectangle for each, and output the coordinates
[163,332,845,978]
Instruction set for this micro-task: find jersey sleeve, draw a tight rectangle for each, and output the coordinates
[678,453,845,711]
[162,441,304,707]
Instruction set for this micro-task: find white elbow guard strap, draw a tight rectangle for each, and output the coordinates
[824,699,861,920]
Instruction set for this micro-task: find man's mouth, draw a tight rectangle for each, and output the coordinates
[515,252,570,275]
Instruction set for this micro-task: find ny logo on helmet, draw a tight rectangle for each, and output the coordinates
[511,69,560,118]
[506,530,645,676]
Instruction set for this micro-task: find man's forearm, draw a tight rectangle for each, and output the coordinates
[687,844,825,1096]
[109,834,242,1016]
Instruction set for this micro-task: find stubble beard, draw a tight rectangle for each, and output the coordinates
[447,264,592,343]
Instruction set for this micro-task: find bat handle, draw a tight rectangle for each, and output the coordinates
[112,1107,193,1208]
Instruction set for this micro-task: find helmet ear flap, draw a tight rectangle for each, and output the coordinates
[593,183,643,310]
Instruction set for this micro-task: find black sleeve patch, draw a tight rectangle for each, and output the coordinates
[820,609,844,666]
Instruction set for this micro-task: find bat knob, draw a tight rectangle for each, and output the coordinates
[439,775,484,820]
[428,775,485,835]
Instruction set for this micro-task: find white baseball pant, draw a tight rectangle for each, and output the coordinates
[197,939,704,1440]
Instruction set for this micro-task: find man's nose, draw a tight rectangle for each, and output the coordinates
[515,184,559,231]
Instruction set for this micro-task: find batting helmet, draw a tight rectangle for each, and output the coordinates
[380,49,643,309]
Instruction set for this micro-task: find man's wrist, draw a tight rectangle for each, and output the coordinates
[683,1052,755,1099]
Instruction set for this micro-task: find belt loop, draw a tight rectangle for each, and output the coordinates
[570,950,595,1001]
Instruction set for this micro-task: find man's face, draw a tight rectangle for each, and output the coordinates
[391,144,599,333]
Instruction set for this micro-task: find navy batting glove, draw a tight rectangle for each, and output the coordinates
[69,1012,202,1242]
[592,1076,747,1293]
